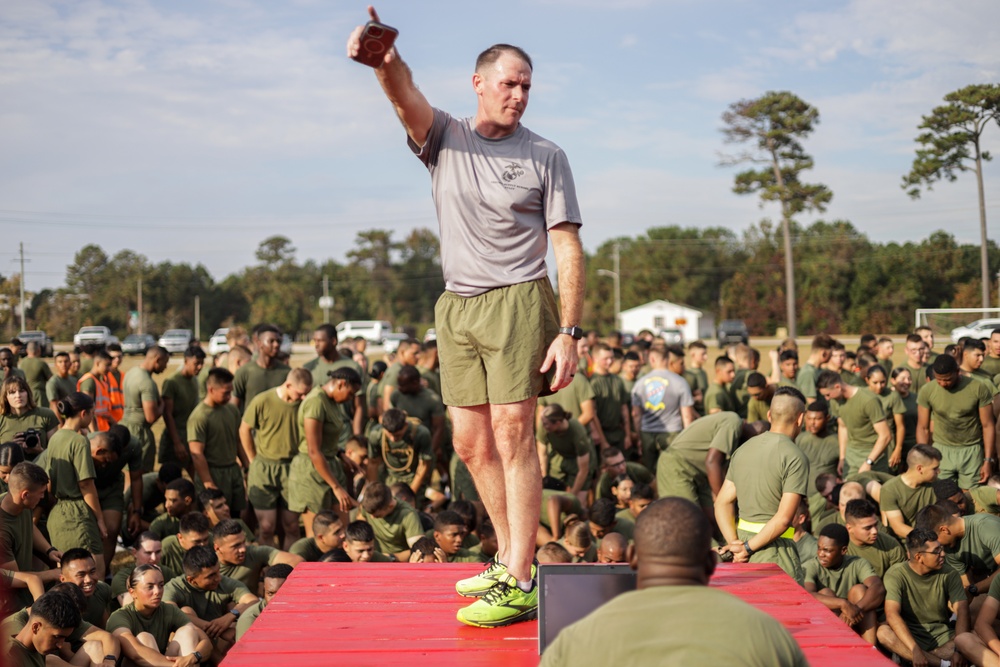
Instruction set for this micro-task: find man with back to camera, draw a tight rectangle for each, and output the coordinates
[348,6,584,628]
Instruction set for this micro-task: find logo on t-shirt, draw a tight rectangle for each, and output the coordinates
[502,163,525,182]
[643,377,669,411]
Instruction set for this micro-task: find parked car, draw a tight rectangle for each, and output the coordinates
[717,319,750,347]
[74,326,118,348]
[658,328,684,346]
[382,333,409,354]
[950,318,1000,343]
[122,333,157,356]
[16,330,53,357]
[281,334,293,356]
[208,328,229,356]
[336,320,393,345]
[158,329,194,354]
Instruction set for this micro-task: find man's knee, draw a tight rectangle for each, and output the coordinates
[876,623,897,646]
[136,632,158,650]
[847,583,868,603]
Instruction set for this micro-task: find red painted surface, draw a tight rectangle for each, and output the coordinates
[223,562,891,666]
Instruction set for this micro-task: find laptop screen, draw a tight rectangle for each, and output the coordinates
[537,563,637,655]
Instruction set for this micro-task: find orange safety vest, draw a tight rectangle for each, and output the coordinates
[106,370,125,423]
[77,372,113,431]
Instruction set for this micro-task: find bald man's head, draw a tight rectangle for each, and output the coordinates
[768,391,805,427]
[634,497,710,564]
[838,482,865,513]
[598,533,628,564]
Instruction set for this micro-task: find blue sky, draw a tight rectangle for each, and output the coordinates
[2,0,999,294]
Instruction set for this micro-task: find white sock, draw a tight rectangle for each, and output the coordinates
[516,578,534,593]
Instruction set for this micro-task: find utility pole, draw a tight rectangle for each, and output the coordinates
[597,242,622,333]
[137,278,143,334]
[323,275,331,323]
[18,243,26,333]
[194,295,201,341]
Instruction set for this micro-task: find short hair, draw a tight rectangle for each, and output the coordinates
[631,483,655,501]
[805,400,828,414]
[590,342,611,355]
[914,503,954,534]
[93,350,112,364]
[318,548,352,563]
[859,334,877,347]
[381,409,408,434]
[89,431,123,458]
[29,589,82,630]
[179,512,210,535]
[816,370,843,389]
[905,528,938,556]
[536,542,572,563]
[206,367,234,387]
[476,43,533,73]
[601,447,624,463]
[844,499,879,523]
[256,324,282,338]
[818,523,849,547]
[905,333,924,345]
[345,520,375,543]
[589,498,618,528]
[908,444,942,467]
[623,351,641,363]
[411,536,438,557]
[315,323,338,340]
[932,354,958,375]
[398,365,421,385]
[328,366,362,387]
[865,364,887,380]
[779,350,798,363]
[184,346,207,361]
[60,548,96,572]
[106,425,132,454]
[541,404,571,423]
[182,545,218,577]
[312,510,342,535]
[666,345,685,361]
[964,338,986,353]
[770,387,806,424]
[48,583,87,612]
[688,340,707,352]
[198,487,226,507]
[992,328,1000,338]
[135,531,161,550]
[814,472,838,495]
[714,356,734,369]
[479,518,496,541]
[448,500,477,532]
[634,497,710,564]
[933,478,962,501]
[264,563,294,580]
[433,510,465,532]
[746,372,767,389]
[211,519,244,543]
[166,478,196,500]
[812,334,835,350]
[55,351,69,360]
[158,462,184,485]
[7,461,48,491]
[286,367,313,389]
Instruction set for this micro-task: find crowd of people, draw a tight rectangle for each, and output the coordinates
[5,321,1000,664]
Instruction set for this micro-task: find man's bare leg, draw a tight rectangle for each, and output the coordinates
[451,405,510,564]
[255,509,277,546]
[490,399,540,583]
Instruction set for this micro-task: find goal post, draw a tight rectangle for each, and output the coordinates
[915,308,1000,338]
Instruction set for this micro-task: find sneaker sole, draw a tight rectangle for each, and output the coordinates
[455,584,497,598]
[456,606,538,628]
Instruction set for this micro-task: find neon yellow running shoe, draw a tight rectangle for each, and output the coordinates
[456,573,538,628]
[455,557,507,598]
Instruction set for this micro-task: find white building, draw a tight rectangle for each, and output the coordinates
[619,300,714,344]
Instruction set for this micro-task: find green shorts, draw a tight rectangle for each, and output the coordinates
[247,456,291,510]
[125,420,156,473]
[737,528,804,586]
[98,476,126,513]
[844,445,890,476]
[938,444,984,490]
[48,498,102,555]
[640,431,678,476]
[157,431,191,468]
[196,463,247,513]
[435,278,559,407]
[658,450,711,508]
[287,453,349,514]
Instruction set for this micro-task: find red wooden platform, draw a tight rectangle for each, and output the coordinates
[223,563,891,666]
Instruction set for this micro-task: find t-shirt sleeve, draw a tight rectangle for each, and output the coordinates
[105,609,132,634]
[917,383,933,410]
[301,395,325,422]
[945,569,968,604]
[166,603,192,631]
[988,572,1000,602]
[978,382,995,408]
[408,108,451,166]
[187,409,206,444]
[233,367,248,402]
[162,581,188,607]
[853,557,877,582]
[45,376,59,402]
[865,395,886,424]
[880,483,901,513]
[414,428,434,462]
[402,509,423,540]
[222,577,253,602]
[242,395,264,429]
[802,559,822,587]
[883,566,903,603]
[780,450,810,497]
[73,438,97,482]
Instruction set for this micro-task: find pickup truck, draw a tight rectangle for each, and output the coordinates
[17,330,54,357]
[73,326,119,348]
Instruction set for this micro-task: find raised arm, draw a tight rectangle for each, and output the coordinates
[346,6,434,146]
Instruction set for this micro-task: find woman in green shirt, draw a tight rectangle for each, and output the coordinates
[890,367,919,472]
[0,376,59,459]
[866,365,906,470]
[108,565,212,667]
[46,392,107,578]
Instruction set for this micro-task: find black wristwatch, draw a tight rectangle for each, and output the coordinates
[968,583,980,596]
[193,651,204,664]
[230,608,240,618]
[559,326,584,340]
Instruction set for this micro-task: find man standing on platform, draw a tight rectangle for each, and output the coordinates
[348,6,584,628]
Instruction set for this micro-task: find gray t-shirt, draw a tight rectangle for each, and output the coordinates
[410,108,583,297]
[631,369,694,433]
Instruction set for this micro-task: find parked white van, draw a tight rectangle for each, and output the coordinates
[336,320,393,344]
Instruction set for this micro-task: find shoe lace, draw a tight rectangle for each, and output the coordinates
[482,578,514,604]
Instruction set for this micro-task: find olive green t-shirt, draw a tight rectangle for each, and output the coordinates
[149,513,181,540]
[18,358,51,406]
[537,373,596,420]
[669,412,742,473]
[390,387,444,433]
[726,432,809,523]
[538,489,583,530]
[535,418,595,483]
[122,367,160,425]
[841,369,865,388]
[302,356,366,395]
[0,500,35,611]
[746,397,770,423]
[847,532,907,578]
[797,363,820,400]
[242,390,301,460]
[84,581,112,627]
[235,598,266,641]
[161,371,200,443]
[982,356,1000,379]
[682,367,709,415]
[160,536,186,575]
[794,429,839,492]
[944,513,1000,578]
[233,362,291,412]
[900,363,928,389]
[366,422,434,484]
[218,545,279,591]
[5,639,44,667]
[803,555,876,598]
[358,500,423,555]
[1,608,93,652]
[795,532,818,565]
[880,477,936,535]
[595,462,653,500]
[46,374,78,404]
[187,401,241,468]
[730,368,752,418]
[298,387,347,458]
[92,431,143,489]
[45,429,95,499]
[917,376,994,447]
[834,388,885,449]
[107,601,192,652]
[0,408,58,451]
[163,575,253,621]
[877,388,906,438]
[289,537,324,562]
[883,562,966,651]
[704,383,736,414]
[539,585,808,667]
[971,486,1000,515]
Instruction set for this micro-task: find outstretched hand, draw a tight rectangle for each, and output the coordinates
[346,6,396,67]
